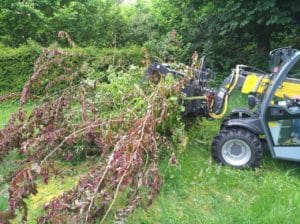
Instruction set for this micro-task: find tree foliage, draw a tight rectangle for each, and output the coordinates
[1,0,299,71]
[0,0,129,47]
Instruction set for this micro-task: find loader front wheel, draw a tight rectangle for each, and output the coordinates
[212,128,263,169]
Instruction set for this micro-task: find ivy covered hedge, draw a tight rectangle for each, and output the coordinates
[0,44,144,95]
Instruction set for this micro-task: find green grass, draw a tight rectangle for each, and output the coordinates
[128,93,300,224]
[0,101,33,211]
[0,100,35,128]
[128,118,300,224]
[1,94,300,223]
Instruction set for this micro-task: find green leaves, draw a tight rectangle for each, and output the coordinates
[0,1,47,46]
[0,0,131,47]
[0,0,299,83]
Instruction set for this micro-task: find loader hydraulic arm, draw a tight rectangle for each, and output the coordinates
[145,60,267,118]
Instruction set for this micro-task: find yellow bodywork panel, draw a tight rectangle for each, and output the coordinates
[241,73,300,98]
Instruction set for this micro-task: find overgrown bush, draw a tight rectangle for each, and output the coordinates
[144,30,191,63]
[71,45,144,71]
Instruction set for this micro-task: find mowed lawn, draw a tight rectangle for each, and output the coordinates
[1,96,300,224]
[128,93,300,224]
[128,118,300,224]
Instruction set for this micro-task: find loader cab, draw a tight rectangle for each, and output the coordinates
[262,50,300,161]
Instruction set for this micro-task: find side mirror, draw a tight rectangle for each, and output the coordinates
[248,94,258,109]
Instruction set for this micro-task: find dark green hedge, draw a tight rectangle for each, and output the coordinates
[0,44,144,95]
[0,43,41,95]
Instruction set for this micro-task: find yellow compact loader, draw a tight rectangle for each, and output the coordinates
[145,47,300,168]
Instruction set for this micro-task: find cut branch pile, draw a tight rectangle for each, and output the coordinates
[0,44,186,224]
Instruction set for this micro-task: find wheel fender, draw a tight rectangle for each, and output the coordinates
[230,108,255,118]
[222,118,263,135]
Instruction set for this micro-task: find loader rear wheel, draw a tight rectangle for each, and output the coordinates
[212,128,263,169]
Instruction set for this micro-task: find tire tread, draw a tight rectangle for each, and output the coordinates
[212,127,263,168]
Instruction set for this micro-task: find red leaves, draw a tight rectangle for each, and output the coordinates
[81,93,89,123]
[58,31,76,48]
[5,168,38,222]
[0,92,20,104]
[66,134,76,146]
[35,110,165,223]
[64,152,74,161]
[20,47,75,105]
[43,172,49,185]
[168,152,179,167]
